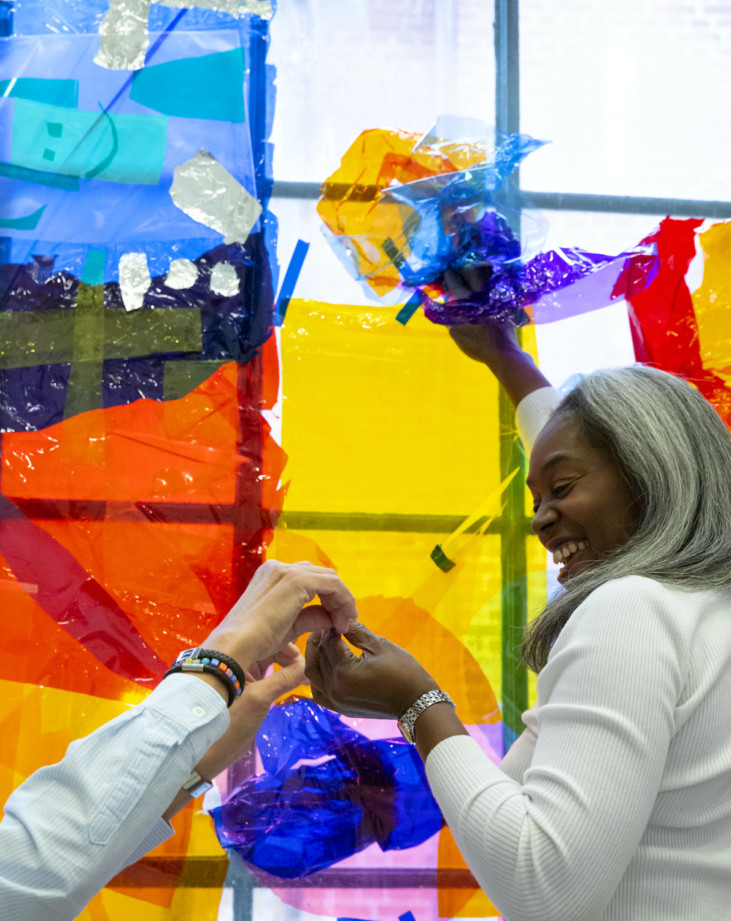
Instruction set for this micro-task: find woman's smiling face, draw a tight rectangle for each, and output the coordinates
[527,413,641,584]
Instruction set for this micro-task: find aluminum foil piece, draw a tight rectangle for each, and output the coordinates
[95,0,152,71]
[170,149,262,244]
[239,0,274,17]
[96,0,272,72]
[119,251,152,312]
[165,258,199,290]
[161,0,238,12]
[210,261,240,297]
[160,0,273,17]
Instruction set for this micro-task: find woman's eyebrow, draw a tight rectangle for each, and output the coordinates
[526,453,577,489]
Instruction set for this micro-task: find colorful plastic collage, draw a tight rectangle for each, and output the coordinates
[2,3,731,921]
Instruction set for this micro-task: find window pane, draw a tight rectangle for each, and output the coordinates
[520,0,731,201]
[269,0,496,182]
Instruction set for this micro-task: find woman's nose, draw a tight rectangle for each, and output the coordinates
[531,501,559,534]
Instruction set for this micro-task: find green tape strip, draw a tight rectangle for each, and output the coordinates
[64,281,106,418]
[0,310,75,368]
[382,236,405,268]
[0,307,202,370]
[498,382,529,748]
[105,307,202,360]
[395,290,422,325]
[163,359,225,400]
[430,543,456,572]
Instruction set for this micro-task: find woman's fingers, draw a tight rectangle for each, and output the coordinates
[341,621,382,654]
[444,267,471,299]
[444,263,493,300]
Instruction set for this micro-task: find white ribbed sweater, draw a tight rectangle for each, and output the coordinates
[426,575,731,921]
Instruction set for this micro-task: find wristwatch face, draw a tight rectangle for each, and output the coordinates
[183,770,213,798]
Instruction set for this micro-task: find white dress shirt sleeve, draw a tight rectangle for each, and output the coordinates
[515,385,561,453]
[0,673,229,921]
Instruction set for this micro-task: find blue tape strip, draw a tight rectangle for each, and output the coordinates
[274,239,309,326]
[395,289,423,325]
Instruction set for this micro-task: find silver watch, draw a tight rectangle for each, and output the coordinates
[182,769,213,798]
[397,690,455,744]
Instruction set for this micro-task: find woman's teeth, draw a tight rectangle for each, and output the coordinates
[552,540,588,565]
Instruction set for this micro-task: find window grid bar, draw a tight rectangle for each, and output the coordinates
[273,180,731,219]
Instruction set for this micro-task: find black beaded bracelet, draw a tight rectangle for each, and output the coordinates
[164,647,245,708]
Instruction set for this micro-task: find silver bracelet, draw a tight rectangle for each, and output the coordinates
[397,689,456,744]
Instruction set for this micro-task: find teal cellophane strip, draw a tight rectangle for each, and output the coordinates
[11,98,168,185]
[0,205,45,230]
[395,289,423,325]
[130,48,246,122]
[0,77,78,107]
[81,247,106,285]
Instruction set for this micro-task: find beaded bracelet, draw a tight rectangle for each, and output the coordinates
[165,647,245,708]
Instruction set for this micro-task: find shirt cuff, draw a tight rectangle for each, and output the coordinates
[141,672,230,763]
[515,386,561,454]
[122,818,175,869]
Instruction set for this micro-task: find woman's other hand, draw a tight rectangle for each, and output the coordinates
[205,560,358,670]
[305,622,439,720]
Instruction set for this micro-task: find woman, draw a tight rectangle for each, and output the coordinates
[305,322,731,921]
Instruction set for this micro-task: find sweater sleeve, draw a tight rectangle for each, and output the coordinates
[425,576,689,921]
[0,674,229,921]
[515,386,561,453]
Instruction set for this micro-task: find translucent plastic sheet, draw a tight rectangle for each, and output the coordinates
[211,699,443,878]
[0,2,280,918]
[318,124,660,327]
[628,217,731,428]
[317,123,543,311]
[4,2,731,920]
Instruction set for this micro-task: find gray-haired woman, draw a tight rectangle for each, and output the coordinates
[305,322,731,921]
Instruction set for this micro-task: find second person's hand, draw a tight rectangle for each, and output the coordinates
[205,560,359,672]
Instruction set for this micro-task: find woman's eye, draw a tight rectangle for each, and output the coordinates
[553,481,572,497]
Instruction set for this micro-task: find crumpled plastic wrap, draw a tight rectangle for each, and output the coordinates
[318,121,543,320]
[423,242,659,326]
[318,122,663,326]
[209,698,444,878]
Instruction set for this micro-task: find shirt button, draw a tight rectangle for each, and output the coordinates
[192,706,206,719]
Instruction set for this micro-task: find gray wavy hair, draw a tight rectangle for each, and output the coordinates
[522,365,731,672]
